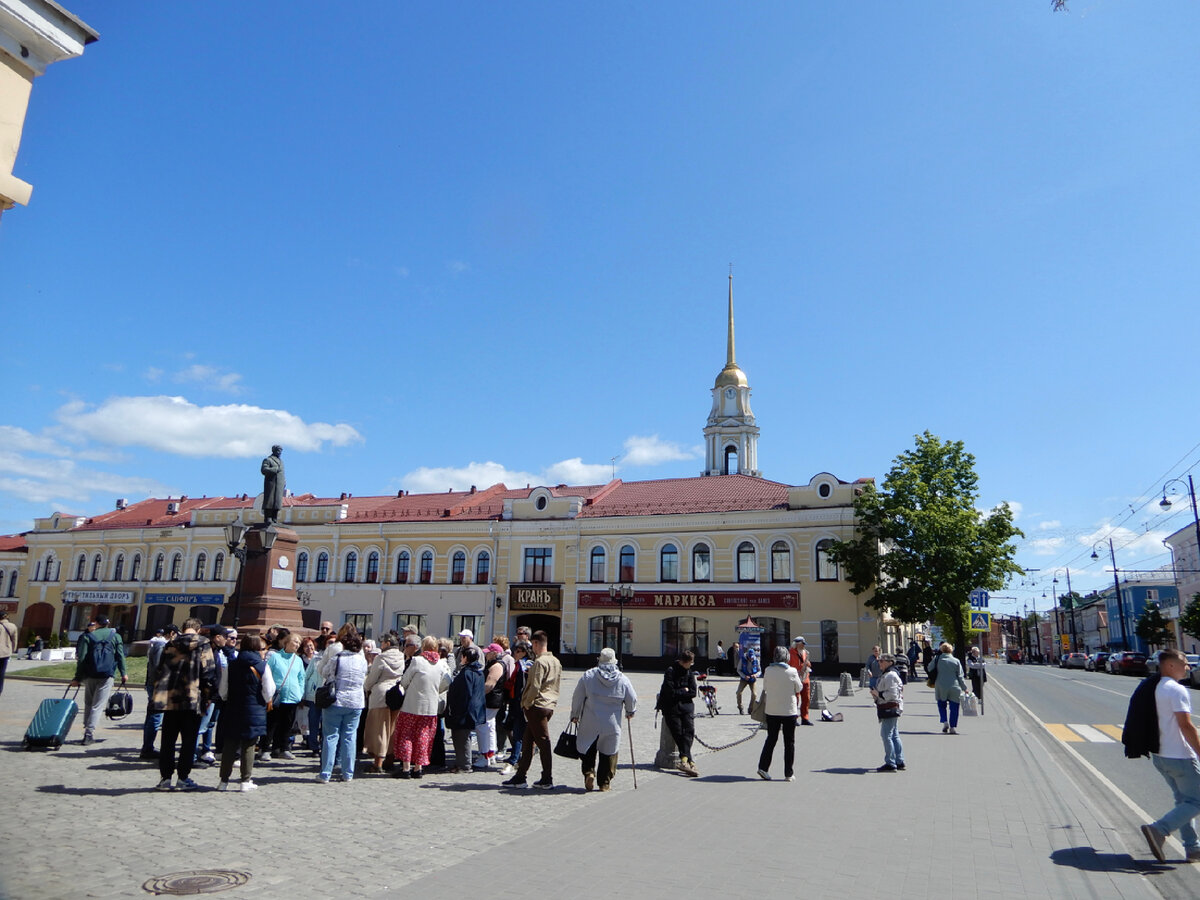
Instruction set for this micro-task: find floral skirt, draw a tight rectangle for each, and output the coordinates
[392,711,438,766]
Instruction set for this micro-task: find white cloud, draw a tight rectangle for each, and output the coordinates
[173,364,244,395]
[447,260,470,275]
[1078,525,1174,560]
[0,463,166,505]
[544,458,613,485]
[1028,537,1065,555]
[144,367,164,383]
[0,425,70,456]
[55,396,363,458]
[622,435,701,466]
[400,457,614,494]
[1039,520,1061,530]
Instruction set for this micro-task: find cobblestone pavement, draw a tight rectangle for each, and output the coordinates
[0,662,1194,899]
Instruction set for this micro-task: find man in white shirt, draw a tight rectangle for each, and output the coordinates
[1140,648,1200,863]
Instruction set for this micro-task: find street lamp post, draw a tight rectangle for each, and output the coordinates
[608,583,633,668]
[1161,474,1200,575]
[223,521,277,629]
[1053,567,1078,653]
[1033,593,1043,664]
[1092,539,1129,651]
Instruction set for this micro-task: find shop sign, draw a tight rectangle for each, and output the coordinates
[145,593,224,606]
[0,600,18,613]
[509,585,562,611]
[577,590,799,610]
[63,590,134,604]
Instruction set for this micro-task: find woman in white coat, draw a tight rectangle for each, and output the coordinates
[392,636,450,778]
[569,647,637,792]
[756,646,803,781]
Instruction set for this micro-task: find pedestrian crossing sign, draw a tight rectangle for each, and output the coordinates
[968,611,990,632]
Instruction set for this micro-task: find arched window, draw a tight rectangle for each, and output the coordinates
[6,570,15,597]
[153,554,165,582]
[692,544,711,582]
[419,550,434,584]
[33,561,41,582]
[737,542,756,582]
[589,546,606,583]
[75,554,86,581]
[315,552,329,583]
[395,551,410,584]
[90,553,103,581]
[662,616,709,658]
[588,614,631,655]
[451,551,466,584]
[213,553,225,582]
[475,551,490,584]
[660,544,679,582]
[47,554,57,581]
[771,541,791,582]
[815,539,839,581]
[619,544,636,583]
[130,554,141,581]
[723,445,738,475]
[194,553,208,581]
[170,553,183,582]
[296,551,309,583]
[113,554,125,582]
[344,551,358,583]
[366,551,380,584]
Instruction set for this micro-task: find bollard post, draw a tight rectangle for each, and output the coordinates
[654,719,680,769]
[838,671,855,697]
[810,679,829,710]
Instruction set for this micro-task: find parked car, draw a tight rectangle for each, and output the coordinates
[1187,654,1200,687]
[1085,652,1109,672]
[1061,652,1088,670]
[1006,648,1023,664]
[1107,651,1148,676]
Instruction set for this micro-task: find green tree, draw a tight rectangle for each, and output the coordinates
[1179,593,1200,643]
[1135,602,1172,650]
[827,432,1024,661]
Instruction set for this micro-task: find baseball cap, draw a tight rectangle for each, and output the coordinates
[458,629,474,640]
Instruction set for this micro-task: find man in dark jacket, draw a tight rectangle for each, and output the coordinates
[69,616,126,746]
[658,650,699,777]
[149,618,216,791]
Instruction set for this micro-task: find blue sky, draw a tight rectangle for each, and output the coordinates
[3,2,1199,616]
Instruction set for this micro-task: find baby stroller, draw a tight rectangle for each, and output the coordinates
[697,671,720,717]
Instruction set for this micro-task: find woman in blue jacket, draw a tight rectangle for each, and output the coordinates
[444,646,485,773]
[218,635,273,792]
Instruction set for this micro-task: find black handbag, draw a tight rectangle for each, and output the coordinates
[105,686,134,720]
[876,701,901,720]
[384,681,404,711]
[315,657,340,709]
[553,721,581,759]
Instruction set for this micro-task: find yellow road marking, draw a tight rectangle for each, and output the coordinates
[1095,724,1123,740]
[1045,723,1084,742]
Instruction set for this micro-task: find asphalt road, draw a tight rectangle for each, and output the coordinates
[988,660,1200,824]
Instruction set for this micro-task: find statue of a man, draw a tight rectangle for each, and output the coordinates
[261,445,285,525]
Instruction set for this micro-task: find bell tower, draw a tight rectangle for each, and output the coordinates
[703,274,760,477]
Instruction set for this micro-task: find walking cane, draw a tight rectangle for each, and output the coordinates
[627,717,638,789]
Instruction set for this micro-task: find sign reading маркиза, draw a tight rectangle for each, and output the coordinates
[144,593,224,605]
[577,590,798,610]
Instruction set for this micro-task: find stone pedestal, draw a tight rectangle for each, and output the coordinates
[654,720,680,769]
[221,526,305,632]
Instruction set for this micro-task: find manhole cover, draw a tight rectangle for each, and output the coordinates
[142,870,250,895]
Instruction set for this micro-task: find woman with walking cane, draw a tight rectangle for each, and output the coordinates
[569,647,637,792]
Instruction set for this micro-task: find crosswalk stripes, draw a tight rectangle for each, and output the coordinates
[1044,723,1122,743]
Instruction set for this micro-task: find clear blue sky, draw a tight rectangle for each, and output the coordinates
[4,2,1198,615]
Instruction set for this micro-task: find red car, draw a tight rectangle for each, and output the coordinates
[1106,652,1148,676]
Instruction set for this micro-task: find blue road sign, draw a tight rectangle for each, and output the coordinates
[969,611,991,632]
[969,589,990,608]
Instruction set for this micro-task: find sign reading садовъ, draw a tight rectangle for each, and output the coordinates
[144,593,224,605]
[63,590,134,604]
[578,590,798,610]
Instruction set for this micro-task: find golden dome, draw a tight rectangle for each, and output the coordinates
[714,364,749,388]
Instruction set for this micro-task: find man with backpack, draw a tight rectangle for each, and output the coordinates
[1128,649,1200,863]
[69,615,127,745]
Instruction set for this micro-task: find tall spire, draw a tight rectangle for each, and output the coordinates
[726,271,736,367]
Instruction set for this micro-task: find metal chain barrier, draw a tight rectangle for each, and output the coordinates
[691,679,847,752]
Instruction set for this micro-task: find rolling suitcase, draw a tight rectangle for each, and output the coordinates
[24,685,80,750]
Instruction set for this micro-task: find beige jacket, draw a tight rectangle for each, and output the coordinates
[520,650,562,711]
[0,620,18,658]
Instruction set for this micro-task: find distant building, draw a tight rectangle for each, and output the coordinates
[4,283,889,670]
[1097,577,1178,654]
[0,0,97,217]
[1164,522,1200,651]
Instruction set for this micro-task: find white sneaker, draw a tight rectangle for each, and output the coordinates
[155,777,173,792]
[217,781,231,792]
[757,768,771,781]
[200,751,216,764]
[498,763,515,777]
[949,727,958,735]
[784,775,795,782]
[240,779,258,792]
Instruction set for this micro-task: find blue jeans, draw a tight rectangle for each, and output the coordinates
[306,702,322,753]
[1151,754,1200,850]
[880,716,904,767]
[937,699,960,728]
[142,698,163,752]
[320,706,362,781]
[196,702,220,757]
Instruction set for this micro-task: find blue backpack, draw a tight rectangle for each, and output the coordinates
[85,631,117,678]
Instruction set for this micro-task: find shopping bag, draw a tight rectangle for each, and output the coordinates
[960,693,979,717]
[553,721,581,759]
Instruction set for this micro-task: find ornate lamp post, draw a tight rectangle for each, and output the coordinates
[1160,475,1200,570]
[608,583,633,668]
[1092,539,1129,651]
[223,521,277,629]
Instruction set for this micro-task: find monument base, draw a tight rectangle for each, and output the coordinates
[220,526,306,632]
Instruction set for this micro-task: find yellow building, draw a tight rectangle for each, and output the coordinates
[6,284,882,670]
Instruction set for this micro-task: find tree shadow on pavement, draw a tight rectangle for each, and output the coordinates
[813,766,873,775]
[1050,847,1172,875]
